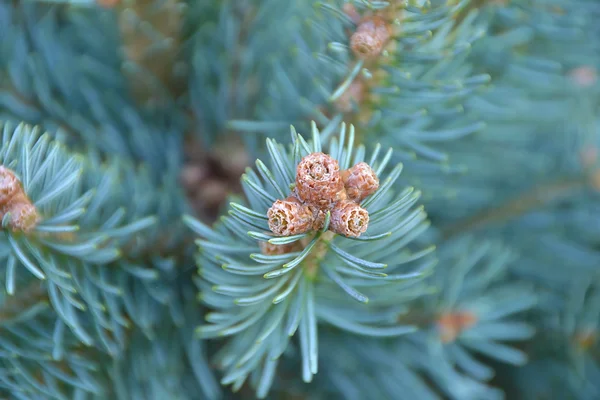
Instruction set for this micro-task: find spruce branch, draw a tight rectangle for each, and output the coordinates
[184,122,435,398]
[313,332,441,400]
[115,0,188,107]
[189,0,351,145]
[325,0,489,151]
[419,0,600,219]
[306,235,536,400]
[0,278,217,400]
[442,175,588,239]
[0,278,106,399]
[0,121,192,364]
[509,275,600,399]
[0,2,187,166]
[404,235,536,400]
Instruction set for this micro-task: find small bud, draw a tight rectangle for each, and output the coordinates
[0,166,39,233]
[259,241,302,256]
[342,162,379,202]
[334,79,366,113]
[268,197,315,236]
[8,202,39,233]
[0,167,22,207]
[350,16,391,60]
[296,153,345,209]
[438,311,478,343]
[330,200,369,237]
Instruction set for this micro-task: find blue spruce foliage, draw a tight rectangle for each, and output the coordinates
[0,0,599,399]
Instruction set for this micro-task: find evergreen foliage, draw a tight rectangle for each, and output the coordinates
[0,0,599,399]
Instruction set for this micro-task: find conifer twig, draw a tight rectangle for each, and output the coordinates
[442,176,588,239]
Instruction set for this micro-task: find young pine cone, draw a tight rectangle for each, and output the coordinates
[0,166,39,232]
[438,312,478,344]
[330,200,369,237]
[350,16,391,60]
[8,203,39,233]
[342,162,379,202]
[0,167,23,207]
[268,197,315,236]
[295,153,345,209]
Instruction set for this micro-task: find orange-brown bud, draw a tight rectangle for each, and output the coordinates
[295,153,345,209]
[438,312,478,343]
[0,167,22,207]
[267,197,315,236]
[8,202,39,233]
[342,162,379,202]
[330,200,369,237]
[0,166,39,233]
[350,16,391,60]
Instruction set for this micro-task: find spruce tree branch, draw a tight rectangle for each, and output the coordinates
[118,0,187,105]
[442,175,588,239]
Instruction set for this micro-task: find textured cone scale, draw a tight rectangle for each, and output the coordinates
[330,200,369,237]
[295,152,345,208]
[9,202,39,233]
[307,204,326,231]
[0,166,39,232]
[0,166,22,207]
[342,162,379,202]
[268,197,315,236]
[350,16,391,60]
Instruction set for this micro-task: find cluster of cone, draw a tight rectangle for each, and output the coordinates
[0,167,39,233]
[267,152,379,240]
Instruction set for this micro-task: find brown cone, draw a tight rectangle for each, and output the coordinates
[268,197,315,236]
[0,167,22,207]
[342,162,379,202]
[330,200,369,237]
[350,16,391,60]
[295,153,345,209]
